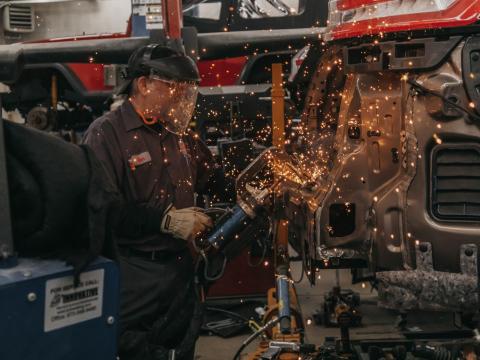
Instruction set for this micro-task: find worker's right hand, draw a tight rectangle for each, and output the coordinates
[160,206,213,242]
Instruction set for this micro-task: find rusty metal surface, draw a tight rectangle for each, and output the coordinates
[377,243,478,311]
[377,270,478,312]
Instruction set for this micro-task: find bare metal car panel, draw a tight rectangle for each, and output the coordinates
[290,35,480,311]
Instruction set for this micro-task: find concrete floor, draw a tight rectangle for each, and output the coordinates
[195,263,460,359]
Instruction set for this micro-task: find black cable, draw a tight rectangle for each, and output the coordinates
[206,307,249,322]
[202,251,227,281]
[407,79,480,122]
[232,317,281,360]
[247,214,272,267]
[247,239,268,267]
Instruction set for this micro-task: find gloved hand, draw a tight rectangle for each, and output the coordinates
[161,206,213,242]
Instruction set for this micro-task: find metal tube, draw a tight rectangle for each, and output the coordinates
[164,0,183,40]
[340,323,351,352]
[0,102,15,261]
[277,275,291,333]
[272,62,291,334]
[51,74,58,110]
[0,27,322,67]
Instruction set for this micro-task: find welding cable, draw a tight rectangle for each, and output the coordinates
[300,235,309,284]
[247,222,271,267]
[407,79,480,122]
[201,250,228,282]
[232,317,282,360]
[246,214,273,267]
[247,216,272,267]
[247,238,268,267]
[206,307,250,323]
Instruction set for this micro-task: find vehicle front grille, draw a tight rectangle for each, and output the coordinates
[431,143,480,221]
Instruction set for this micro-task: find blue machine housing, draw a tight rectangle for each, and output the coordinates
[0,257,119,360]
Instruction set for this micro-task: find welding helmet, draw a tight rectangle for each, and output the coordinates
[115,44,200,134]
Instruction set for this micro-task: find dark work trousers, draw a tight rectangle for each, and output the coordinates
[117,249,197,360]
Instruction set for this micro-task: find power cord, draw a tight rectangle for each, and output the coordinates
[247,217,271,267]
[201,250,227,282]
[232,317,281,360]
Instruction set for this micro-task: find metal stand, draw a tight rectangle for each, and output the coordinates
[0,94,16,268]
[315,270,362,327]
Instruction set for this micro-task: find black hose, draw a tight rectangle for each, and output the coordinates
[232,317,281,360]
[206,307,249,322]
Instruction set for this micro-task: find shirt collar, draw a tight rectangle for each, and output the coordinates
[120,99,144,132]
[119,100,189,142]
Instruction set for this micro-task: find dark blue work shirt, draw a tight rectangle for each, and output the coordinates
[83,100,214,251]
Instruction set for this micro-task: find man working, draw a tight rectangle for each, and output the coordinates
[83,44,215,360]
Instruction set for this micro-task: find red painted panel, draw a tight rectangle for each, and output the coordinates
[198,57,248,86]
[207,248,275,298]
[66,57,248,91]
[329,0,480,40]
[337,0,389,10]
[67,63,112,91]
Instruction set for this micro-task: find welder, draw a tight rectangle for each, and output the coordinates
[83,44,217,360]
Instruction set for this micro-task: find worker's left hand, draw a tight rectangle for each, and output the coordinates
[161,206,213,242]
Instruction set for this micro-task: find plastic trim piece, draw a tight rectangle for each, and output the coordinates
[430,143,480,222]
[344,36,463,73]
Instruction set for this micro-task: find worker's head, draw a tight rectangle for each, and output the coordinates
[116,44,200,134]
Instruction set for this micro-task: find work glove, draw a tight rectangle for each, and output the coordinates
[161,206,213,242]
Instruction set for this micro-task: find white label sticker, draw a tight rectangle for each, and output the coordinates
[44,269,104,332]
